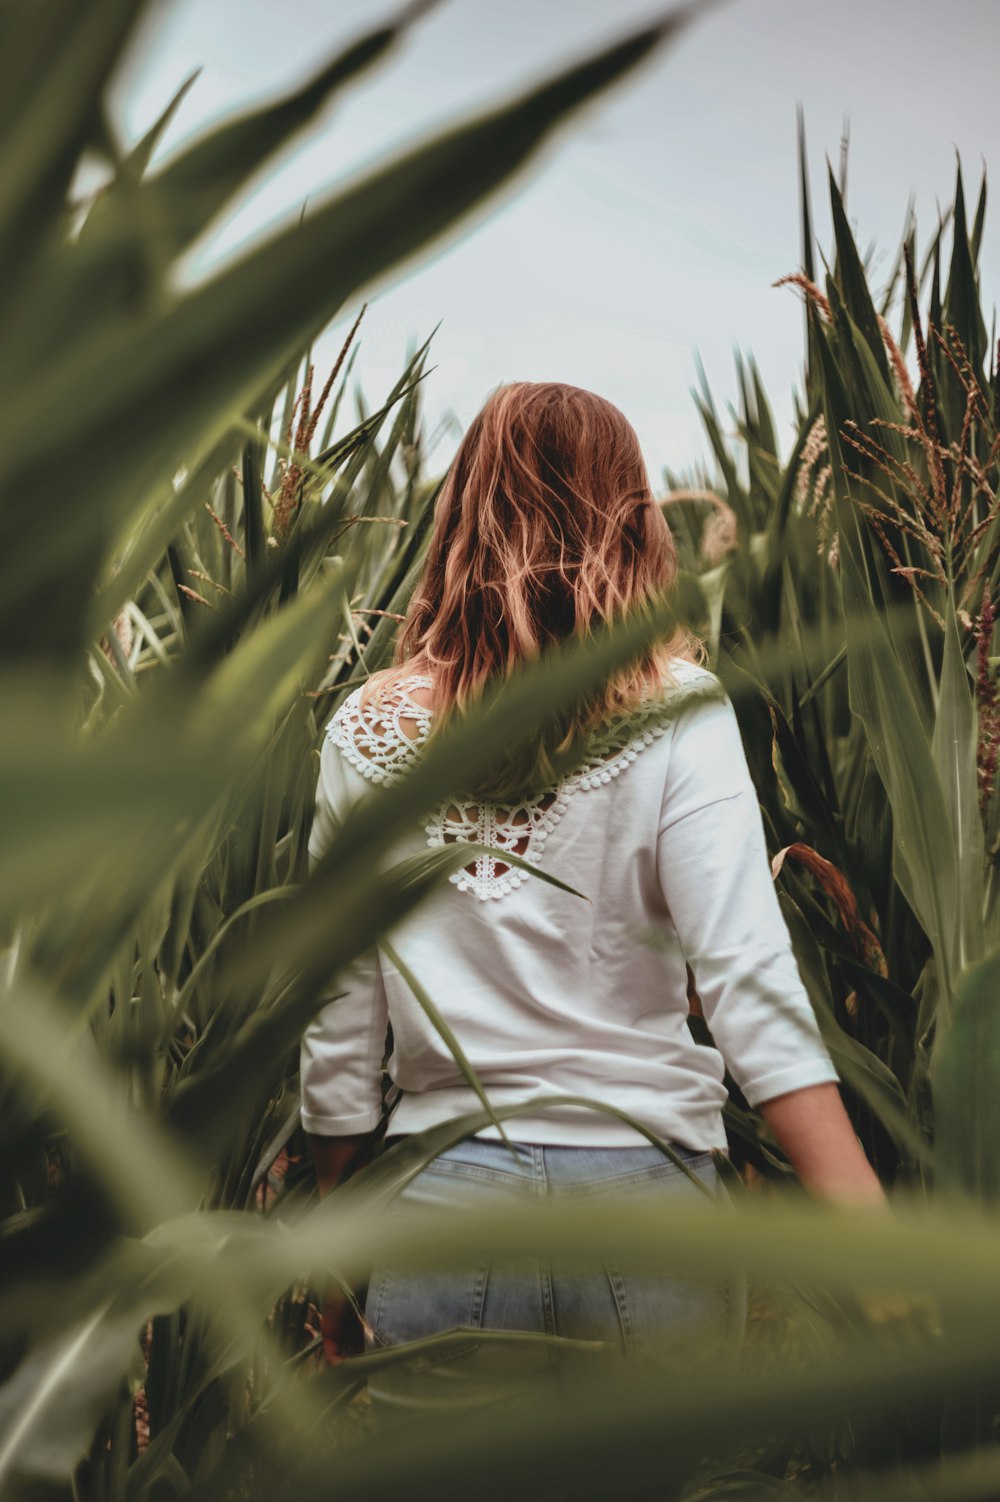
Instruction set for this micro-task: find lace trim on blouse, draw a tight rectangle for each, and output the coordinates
[326,670,694,901]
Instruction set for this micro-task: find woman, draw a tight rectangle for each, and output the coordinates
[300,380,885,1406]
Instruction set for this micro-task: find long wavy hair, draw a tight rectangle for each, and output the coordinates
[360,380,704,801]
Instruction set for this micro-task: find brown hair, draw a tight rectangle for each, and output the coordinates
[361,380,704,800]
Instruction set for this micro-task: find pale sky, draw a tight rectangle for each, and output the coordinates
[101,0,996,487]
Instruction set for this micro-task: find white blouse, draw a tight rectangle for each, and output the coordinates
[299,658,841,1150]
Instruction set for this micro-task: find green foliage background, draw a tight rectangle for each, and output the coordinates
[3,3,1000,1499]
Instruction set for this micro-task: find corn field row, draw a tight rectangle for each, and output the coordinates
[2,3,999,1500]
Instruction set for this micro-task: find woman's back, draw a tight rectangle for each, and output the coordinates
[300,654,839,1151]
[297,381,879,1388]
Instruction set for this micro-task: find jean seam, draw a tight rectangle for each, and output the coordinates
[370,1266,389,1344]
[472,1262,489,1328]
[420,1159,538,1187]
[605,1260,633,1353]
[540,1258,557,1338]
[551,1155,716,1195]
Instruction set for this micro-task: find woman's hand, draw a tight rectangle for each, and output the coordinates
[853,1288,942,1346]
[758,1083,942,1344]
[319,1284,367,1365]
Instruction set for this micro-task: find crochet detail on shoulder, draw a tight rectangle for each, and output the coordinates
[327,673,434,786]
[325,664,717,901]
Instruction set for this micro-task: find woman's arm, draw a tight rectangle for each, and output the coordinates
[655,680,884,1205]
[657,684,846,1117]
[300,733,391,1142]
[759,1083,943,1342]
[757,1082,887,1207]
[302,730,391,1360]
[307,1130,379,1364]
[307,1130,377,1199]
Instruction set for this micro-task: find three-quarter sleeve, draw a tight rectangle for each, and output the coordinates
[299,732,390,1135]
[656,674,841,1109]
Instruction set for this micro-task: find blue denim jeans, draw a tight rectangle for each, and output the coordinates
[363,1135,747,1415]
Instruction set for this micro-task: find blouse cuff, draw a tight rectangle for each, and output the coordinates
[738,1057,841,1111]
[299,1104,385,1136]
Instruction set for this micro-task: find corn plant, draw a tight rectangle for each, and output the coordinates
[5,2,1000,1498]
[661,124,1000,1488]
[0,2,719,1496]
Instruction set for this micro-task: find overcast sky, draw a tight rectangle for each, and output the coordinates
[103,0,996,488]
